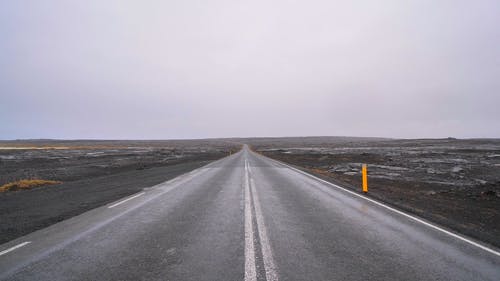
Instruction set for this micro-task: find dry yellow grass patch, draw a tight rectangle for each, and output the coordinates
[0,179,62,192]
[310,168,331,176]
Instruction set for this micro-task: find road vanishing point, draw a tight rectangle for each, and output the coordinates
[0,146,499,280]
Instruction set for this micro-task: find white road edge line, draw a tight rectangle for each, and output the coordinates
[244,160,257,281]
[108,192,145,209]
[0,242,31,256]
[248,163,279,281]
[259,153,500,258]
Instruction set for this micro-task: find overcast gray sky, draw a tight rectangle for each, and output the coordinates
[1,0,499,139]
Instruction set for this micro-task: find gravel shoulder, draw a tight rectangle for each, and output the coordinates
[0,160,216,244]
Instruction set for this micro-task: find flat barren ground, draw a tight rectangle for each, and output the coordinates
[0,139,239,244]
[247,137,500,248]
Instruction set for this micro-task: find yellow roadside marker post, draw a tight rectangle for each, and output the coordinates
[362,164,368,193]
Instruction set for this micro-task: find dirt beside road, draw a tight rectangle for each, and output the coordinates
[0,139,239,186]
[0,139,239,244]
[249,137,500,248]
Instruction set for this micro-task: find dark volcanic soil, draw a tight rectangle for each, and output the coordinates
[249,137,500,248]
[0,139,239,186]
[0,140,239,244]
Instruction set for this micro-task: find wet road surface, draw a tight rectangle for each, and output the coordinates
[1,146,499,280]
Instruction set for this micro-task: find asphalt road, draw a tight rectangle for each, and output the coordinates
[0,146,499,280]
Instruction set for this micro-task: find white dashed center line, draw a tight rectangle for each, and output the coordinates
[108,192,145,208]
[0,242,31,256]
